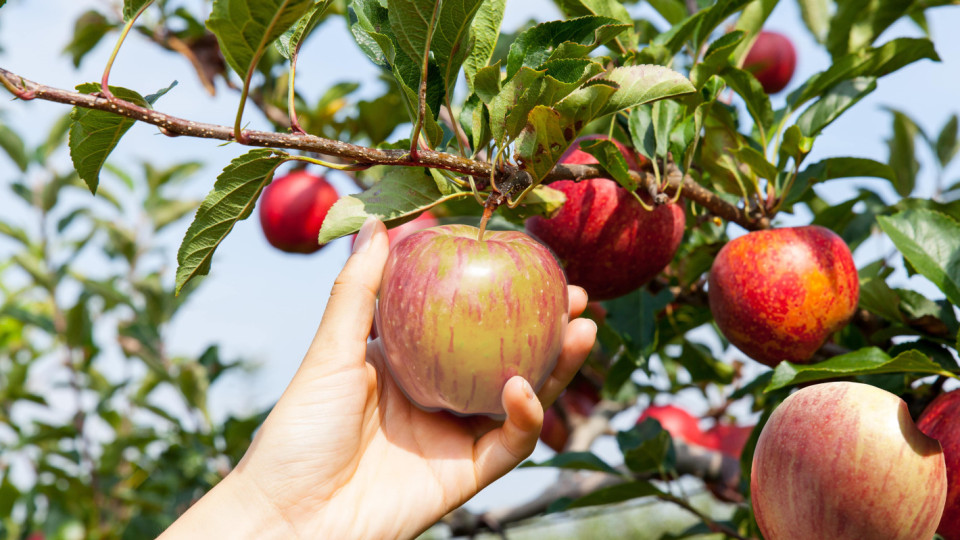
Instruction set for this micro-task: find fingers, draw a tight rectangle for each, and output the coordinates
[304,218,389,373]
[472,376,543,489]
[568,285,588,319]
[536,317,598,407]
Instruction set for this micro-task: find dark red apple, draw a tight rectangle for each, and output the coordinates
[376,224,569,417]
[540,376,601,452]
[637,404,705,446]
[743,31,797,94]
[918,390,960,539]
[701,423,754,458]
[258,170,338,254]
[526,136,686,301]
[708,226,859,367]
[752,382,946,539]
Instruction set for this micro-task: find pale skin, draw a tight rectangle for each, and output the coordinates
[160,218,598,539]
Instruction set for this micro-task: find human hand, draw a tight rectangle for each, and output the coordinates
[161,218,598,539]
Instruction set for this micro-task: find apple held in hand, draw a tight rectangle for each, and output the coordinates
[743,31,797,94]
[259,170,338,254]
[708,225,859,367]
[526,136,686,301]
[918,390,960,540]
[752,382,947,540]
[376,224,569,417]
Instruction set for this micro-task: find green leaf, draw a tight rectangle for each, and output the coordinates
[655,0,751,54]
[629,104,656,162]
[554,0,633,27]
[175,149,287,294]
[0,473,19,517]
[786,157,896,205]
[0,118,28,171]
[463,0,506,92]
[206,0,314,77]
[734,146,777,181]
[514,106,569,183]
[318,167,470,244]
[276,0,332,59]
[876,209,960,307]
[766,348,954,392]
[796,77,877,137]
[798,0,830,43]
[63,10,116,68]
[68,83,150,194]
[581,138,636,190]
[936,114,959,168]
[721,67,773,132]
[729,0,777,63]
[787,38,940,111]
[618,418,675,474]
[505,16,628,79]
[124,0,153,21]
[646,0,687,25]
[654,100,681,159]
[827,0,914,57]
[689,30,743,88]
[857,262,904,323]
[678,340,734,384]
[563,481,666,510]
[520,451,622,475]
[597,65,695,118]
[886,107,920,197]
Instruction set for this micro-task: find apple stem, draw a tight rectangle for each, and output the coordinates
[477,202,495,242]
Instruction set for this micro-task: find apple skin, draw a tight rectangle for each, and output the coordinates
[540,376,600,452]
[258,170,339,254]
[743,31,797,94]
[525,136,686,301]
[376,224,569,417]
[918,390,960,540]
[701,423,754,458]
[708,225,859,367]
[637,405,705,446]
[752,382,947,540]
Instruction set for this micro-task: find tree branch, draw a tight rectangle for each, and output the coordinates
[0,67,770,231]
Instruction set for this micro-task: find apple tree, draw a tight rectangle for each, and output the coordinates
[1,0,959,538]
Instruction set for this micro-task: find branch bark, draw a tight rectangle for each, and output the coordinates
[0,67,770,231]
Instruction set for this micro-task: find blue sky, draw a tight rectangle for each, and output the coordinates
[0,0,958,514]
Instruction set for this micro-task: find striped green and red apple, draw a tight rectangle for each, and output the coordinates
[376,224,569,417]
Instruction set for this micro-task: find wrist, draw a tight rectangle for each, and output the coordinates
[159,471,298,540]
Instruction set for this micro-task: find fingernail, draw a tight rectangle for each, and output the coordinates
[353,217,377,254]
[521,378,535,400]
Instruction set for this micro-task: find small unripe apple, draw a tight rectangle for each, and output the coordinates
[526,136,686,301]
[752,382,947,540]
[708,225,859,367]
[376,225,569,417]
[258,170,338,254]
[918,390,960,539]
[637,404,705,446]
[743,31,797,94]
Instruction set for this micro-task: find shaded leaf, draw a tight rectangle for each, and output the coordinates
[63,10,116,68]
[936,114,959,168]
[0,118,28,171]
[796,77,877,137]
[206,0,314,77]
[506,16,628,79]
[886,107,920,197]
[581,138,636,190]
[175,149,287,293]
[520,451,622,475]
[124,0,153,21]
[563,481,666,510]
[463,0,506,92]
[276,0,332,59]
[786,157,896,205]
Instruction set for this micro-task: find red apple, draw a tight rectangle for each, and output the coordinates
[637,404,705,446]
[540,376,601,452]
[752,382,946,540]
[918,390,960,539]
[743,31,797,94]
[701,423,754,458]
[708,225,859,367]
[258,170,338,254]
[526,136,686,301]
[376,224,569,417]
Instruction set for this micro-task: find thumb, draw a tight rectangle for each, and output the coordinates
[303,217,389,373]
[472,376,544,490]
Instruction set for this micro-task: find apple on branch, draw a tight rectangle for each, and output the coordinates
[376,224,569,417]
[525,135,686,301]
[637,404,706,447]
[708,225,859,367]
[743,31,797,94]
[258,169,339,254]
[752,382,946,540]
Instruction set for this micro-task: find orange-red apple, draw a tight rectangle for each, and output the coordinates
[708,225,859,367]
[637,404,705,446]
[258,170,338,254]
[743,31,796,94]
